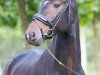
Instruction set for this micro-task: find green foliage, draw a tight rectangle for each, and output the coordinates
[0,0,100,27]
[0,0,40,28]
[25,0,40,22]
[0,0,19,28]
[78,0,100,26]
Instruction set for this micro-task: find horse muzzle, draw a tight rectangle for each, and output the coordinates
[25,31,43,46]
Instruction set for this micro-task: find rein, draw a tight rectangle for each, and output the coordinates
[43,43,80,75]
[34,18,80,75]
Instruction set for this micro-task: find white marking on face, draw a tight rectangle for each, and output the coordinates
[44,1,50,6]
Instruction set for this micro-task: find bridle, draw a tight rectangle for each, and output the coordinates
[32,1,70,39]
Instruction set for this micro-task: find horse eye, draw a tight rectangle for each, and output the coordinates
[54,4,60,8]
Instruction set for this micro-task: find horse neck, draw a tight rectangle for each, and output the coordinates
[51,25,81,73]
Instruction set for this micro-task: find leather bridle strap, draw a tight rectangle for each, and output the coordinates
[52,2,69,29]
[33,19,46,39]
[34,14,53,29]
[33,18,52,39]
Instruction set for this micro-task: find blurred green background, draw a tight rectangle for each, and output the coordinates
[0,0,100,75]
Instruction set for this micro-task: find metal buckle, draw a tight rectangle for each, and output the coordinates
[46,29,54,37]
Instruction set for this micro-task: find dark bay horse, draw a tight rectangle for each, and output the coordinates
[3,0,85,75]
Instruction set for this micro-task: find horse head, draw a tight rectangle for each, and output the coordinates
[25,0,75,46]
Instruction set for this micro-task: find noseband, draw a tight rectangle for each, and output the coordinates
[33,1,69,39]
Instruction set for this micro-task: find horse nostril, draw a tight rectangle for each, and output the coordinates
[28,31,36,41]
[30,32,35,37]
[25,32,36,43]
